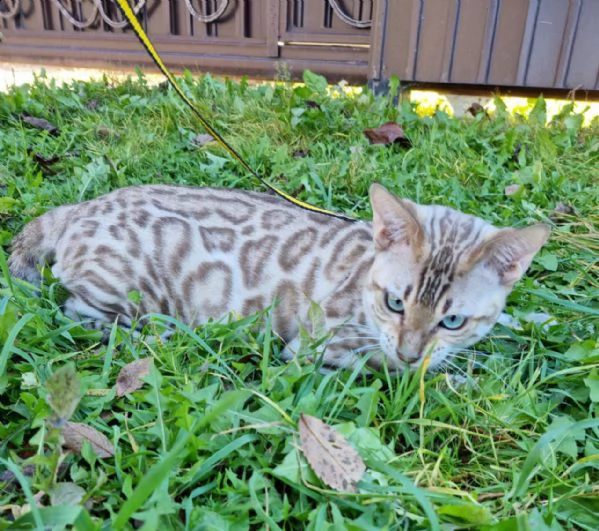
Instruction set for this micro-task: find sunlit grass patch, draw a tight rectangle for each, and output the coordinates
[0,71,598,529]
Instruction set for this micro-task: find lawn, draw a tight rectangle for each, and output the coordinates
[0,70,598,530]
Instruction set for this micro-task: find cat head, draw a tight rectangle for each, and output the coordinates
[364,184,550,371]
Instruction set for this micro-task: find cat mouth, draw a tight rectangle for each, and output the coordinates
[396,351,420,364]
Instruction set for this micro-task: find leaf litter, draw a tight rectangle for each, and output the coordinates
[20,114,59,135]
[62,422,115,458]
[116,357,153,397]
[298,414,366,492]
[363,122,412,148]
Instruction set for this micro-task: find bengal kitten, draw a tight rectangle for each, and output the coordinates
[9,184,549,370]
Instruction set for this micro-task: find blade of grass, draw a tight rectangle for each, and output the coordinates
[0,457,44,529]
[0,313,34,380]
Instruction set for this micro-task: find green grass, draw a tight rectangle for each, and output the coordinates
[1,70,598,530]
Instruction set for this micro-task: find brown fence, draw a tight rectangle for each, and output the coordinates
[1,0,598,94]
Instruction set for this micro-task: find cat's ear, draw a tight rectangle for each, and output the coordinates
[477,224,550,286]
[369,183,423,251]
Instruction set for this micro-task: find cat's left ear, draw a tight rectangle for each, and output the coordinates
[477,224,550,286]
[369,183,424,251]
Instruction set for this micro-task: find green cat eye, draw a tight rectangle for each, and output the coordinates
[385,293,405,313]
[440,315,466,330]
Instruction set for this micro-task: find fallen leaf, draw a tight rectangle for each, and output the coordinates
[62,422,115,458]
[191,133,214,147]
[30,151,61,173]
[21,114,59,135]
[9,492,45,519]
[45,364,81,425]
[49,482,86,506]
[32,153,60,165]
[504,184,522,196]
[549,201,576,223]
[96,125,114,139]
[116,358,153,397]
[363,122,411,148]
[466,102,487,117]
[298,414,365,492]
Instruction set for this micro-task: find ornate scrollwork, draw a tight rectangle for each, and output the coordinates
[183,0,230,23]
[46,0,146,29]
[43,0,231,28]
[328,0,371,28]
[0,0,21,19]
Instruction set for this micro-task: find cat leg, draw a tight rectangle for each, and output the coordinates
[63,295,121,330]
[63,296,173,345]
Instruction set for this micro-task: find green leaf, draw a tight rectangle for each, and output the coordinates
[564,340,599,361]
[49,482,86,506]
[0,196,19,213]
[438,502,493,525]
[45,363,81,423]
[511,419,599,499]
[583,369,599,402]
[536,252,558,272]
[112,432,190,530]
[272,447,313,486]
[303,70,328,95]
[10,505,83,529]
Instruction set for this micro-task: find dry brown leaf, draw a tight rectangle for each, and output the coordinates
[553,202,575,215]
[363,122,411,147]
[62,422,115,458]
[96,125,115,139]
[116,358,152,397]
[21,114,59,135]
[466,102,487,117]
[298,414,365,492]
[549,201,576,222]
[31,152,61,172]
[191,133,215,147]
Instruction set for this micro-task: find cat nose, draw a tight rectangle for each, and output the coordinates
[396,348,420,363]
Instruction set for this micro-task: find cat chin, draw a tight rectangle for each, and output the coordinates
[369,343,451,373]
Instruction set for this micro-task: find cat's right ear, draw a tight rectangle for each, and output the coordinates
[369,184,423,251]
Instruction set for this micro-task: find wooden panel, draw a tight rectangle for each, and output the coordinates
[413,0,456,82]
[450,0,493,83]
[523,0,570,87]
[564,0,599,89]
[486,0,529,85]
[2,0,598,92]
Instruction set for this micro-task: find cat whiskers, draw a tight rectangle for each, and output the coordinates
[351,343,382,355]
[448,352,511,387]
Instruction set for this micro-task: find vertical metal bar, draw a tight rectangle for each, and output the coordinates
[411,0,424,79]
[368,0,387,80]
[559,0,582,88]
[266,0,279,56]
[482,0,500,84]
[446,0,462,83]
[517,0,540,86]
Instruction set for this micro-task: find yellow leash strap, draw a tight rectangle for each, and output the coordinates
[115,0,356,222]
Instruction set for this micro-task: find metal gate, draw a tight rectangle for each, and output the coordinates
[1,0,597,92]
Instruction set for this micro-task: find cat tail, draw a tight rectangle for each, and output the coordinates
[8,205,74,285]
